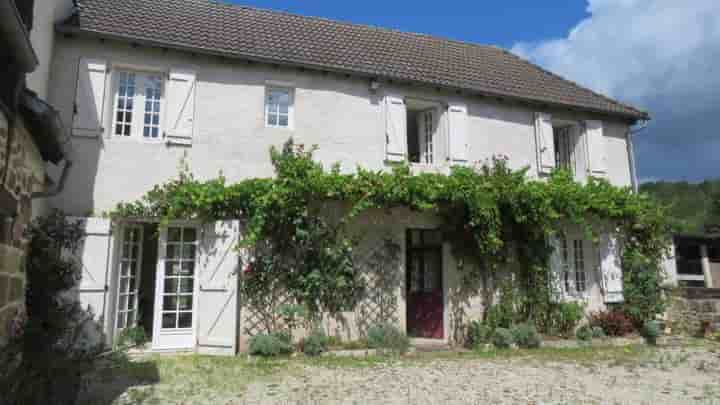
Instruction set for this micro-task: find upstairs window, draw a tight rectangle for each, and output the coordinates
[265,87,293,128]
[553,125,573,172]
[406,99,440,164]
[113,70,163,140]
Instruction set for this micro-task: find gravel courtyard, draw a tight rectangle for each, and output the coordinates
[81,343,720,405]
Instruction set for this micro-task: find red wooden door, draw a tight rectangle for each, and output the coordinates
[406,230,444,339]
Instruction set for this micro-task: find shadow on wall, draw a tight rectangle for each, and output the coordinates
[50,136,103,216]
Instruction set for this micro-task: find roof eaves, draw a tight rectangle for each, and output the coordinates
[56,23,650,122]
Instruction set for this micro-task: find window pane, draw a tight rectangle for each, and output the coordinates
[279,103,289,114]
[117,312,127,329]
[423,230,442,246]
[127,295,135,310]
[167,244,179,259]
[178,312,192,328]
[182,245,196,260]
[178,296,193,311]
[120,278,129,293]
[168,228,182,242]
[179,278,194,293]
[183,228,197,242]
[165,261,181,276]
[267,113,278,126]
[162,313,177,329]
[163,296,178,311]
[119,294,128,310]
[120,261,130,276]
[180,261,194,276]
[164,278,179,294]
[126,311,135,326]
[278,115,288,127]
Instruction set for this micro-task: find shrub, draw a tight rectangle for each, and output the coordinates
[511,323,541,348]
[248,332,293,356]
[553,302,585,337]
[641,320,661,346]
[301,329,329,356]
[589,310,634,337]
[366,323,410,354]
[492,327,514,349]
[466,320,492,348]
[0,212,105,404]
[591,326,606,339]
[575,325,593,342]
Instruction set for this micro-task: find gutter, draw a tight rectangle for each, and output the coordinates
[0,0,39,72]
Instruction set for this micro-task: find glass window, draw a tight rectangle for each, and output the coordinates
[113,70,163,140]
[161,226,197,330]
[116,225,143,331]
[407,229,443,294]
[553,126,573,172]
[266,88,292,128]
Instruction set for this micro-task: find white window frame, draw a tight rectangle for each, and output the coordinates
[110,69,166,142]
[114,224,144,334]
[265,86,294,129]
[559,233,591,299]
[406,98,443,166]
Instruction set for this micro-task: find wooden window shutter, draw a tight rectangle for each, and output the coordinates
[73,58,108,137]
[165,69,197,145]
[448,104,469,163]
[585,120,607,176]
[385,96,407,162]
[535,112,555,174]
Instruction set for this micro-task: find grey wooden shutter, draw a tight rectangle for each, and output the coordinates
[585,120,607,176]
[70,217,114,343]
[448,104,469,164]
[197,220,240,356]
[73,58,108,137]
[534,112,555,174]
[165,69,197,145]
[385,96,407,162]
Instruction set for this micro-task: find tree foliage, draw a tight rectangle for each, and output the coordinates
[640,179,720,234]
[114,139,672,327]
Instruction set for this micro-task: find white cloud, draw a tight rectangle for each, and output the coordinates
[511,0,720,181]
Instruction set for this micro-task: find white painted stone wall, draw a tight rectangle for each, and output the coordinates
[46,37,635,216]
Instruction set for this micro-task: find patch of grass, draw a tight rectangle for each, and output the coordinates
[303,354,394,369]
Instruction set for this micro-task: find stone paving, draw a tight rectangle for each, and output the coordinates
[83,344,720,405]
[241,347,720,405]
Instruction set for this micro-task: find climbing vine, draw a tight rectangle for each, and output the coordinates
[113,139,672,328]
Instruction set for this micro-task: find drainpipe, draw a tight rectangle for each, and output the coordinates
[627,120,648,193]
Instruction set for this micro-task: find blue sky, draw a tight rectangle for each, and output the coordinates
[231,1,720,183]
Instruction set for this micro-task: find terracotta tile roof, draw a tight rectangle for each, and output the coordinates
[60,0,648,120]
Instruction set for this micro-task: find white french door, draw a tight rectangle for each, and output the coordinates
[152,225,199,350]
[115,225,144,335]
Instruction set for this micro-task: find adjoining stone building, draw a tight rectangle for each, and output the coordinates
[0,0,72,345]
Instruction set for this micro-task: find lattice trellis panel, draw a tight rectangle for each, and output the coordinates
[353,236,403,337]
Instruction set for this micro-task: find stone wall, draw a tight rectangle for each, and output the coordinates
[666,288,720,336]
